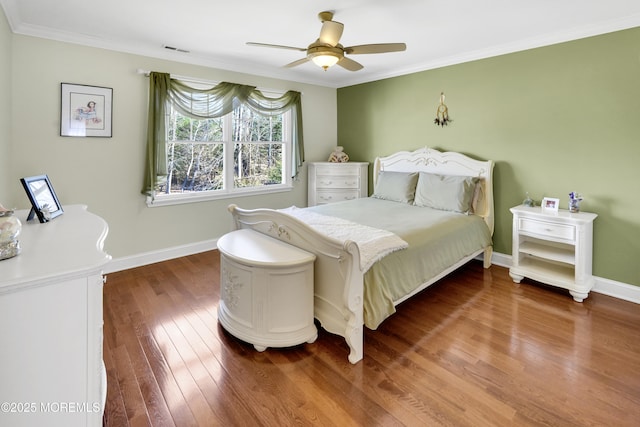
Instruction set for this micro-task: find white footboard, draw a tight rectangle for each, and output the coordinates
[227,204,366,363]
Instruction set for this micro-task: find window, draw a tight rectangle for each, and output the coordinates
[143,74,303,207]
[156,102,290,202]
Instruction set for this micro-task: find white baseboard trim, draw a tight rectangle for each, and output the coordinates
[592,276,640,304]
[107,242,639,305]
[489,252,511,269]
[487,252,640,304]
[104,239,218,274]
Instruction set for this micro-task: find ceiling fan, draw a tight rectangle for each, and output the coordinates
[246,11,406,71]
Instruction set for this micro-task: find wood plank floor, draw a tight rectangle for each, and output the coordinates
[102,250,640,426]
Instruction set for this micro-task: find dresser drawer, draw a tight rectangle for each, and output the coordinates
[315,175,360,189]
[315,189,360,204]
[519,218,575,241]
[314,165,360,176]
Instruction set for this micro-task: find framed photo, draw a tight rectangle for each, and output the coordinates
[20,175,64,223]
[542,197,560,213]
[60,83,112,137]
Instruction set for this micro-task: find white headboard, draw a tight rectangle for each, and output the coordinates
[373,147,495,235]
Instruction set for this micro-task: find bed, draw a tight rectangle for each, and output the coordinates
[227,147,494,364]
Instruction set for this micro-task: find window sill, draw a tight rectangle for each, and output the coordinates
[146,185,293,207]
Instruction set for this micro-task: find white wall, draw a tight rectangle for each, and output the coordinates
[6,34,337,261]
[0,9,11,202]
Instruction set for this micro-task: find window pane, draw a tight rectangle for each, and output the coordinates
[233,143,283,187]
[157,142,224,193]
[232,105,283,142]
[168,110,223,142]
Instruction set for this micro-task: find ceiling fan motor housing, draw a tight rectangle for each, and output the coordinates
[307,44,344,60]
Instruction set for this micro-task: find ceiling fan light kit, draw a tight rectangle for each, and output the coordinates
[308,45,343,70]
[247,10,406,72]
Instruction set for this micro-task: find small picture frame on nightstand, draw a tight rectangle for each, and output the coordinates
[541,197,559,212]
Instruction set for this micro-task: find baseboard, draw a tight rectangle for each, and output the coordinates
[591,276,640,304]
[104,239,218,274]
[487,252,640,305]
[107,242,639,305]
[489,252,511,269]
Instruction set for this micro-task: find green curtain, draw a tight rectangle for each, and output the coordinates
[142,72,170,195]
[142,72,304,195]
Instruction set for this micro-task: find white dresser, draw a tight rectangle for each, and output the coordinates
[0,205,110,427]
[308,162,368,206]
[217,229,317,351]
[509,205,597,302]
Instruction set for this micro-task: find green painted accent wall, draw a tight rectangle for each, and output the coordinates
[338,27,640,287]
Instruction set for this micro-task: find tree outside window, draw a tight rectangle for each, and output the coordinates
[156,103,288,196]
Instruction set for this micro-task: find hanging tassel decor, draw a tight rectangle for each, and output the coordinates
[434,92,452,127]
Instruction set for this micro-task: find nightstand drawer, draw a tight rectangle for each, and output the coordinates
[519,218,575,241]
[315,175,360,189]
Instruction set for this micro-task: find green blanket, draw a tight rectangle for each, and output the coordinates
[309,198,492,329]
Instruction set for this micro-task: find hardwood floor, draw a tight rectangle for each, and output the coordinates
[102,250,640,426]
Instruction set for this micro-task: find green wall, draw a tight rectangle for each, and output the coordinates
[338,27,640,287]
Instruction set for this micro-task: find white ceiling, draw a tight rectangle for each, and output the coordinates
[2,0,640,88]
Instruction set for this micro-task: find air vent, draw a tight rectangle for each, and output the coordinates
[163,45,190,54]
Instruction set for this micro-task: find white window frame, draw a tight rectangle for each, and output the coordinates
[147,86,293,208]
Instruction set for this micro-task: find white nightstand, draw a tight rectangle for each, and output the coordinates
[217,229,317,351]
[308,162,368,206]
[509,205,597,302]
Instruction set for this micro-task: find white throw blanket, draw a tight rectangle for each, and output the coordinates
[279,206,408,271]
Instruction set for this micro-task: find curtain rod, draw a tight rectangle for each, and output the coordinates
[136,68,300,95]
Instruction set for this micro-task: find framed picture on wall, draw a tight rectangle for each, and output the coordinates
[60,83,113,137]
[20,174,64,223]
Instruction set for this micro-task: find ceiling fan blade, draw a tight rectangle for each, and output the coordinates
[284,57,310,68]
[344,43,407,55]
[337,57,363,72]
[318,20,344,46]
[246,42,306,52]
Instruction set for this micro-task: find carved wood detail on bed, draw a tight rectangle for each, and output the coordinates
[227,204,366,363]
[226,147,495,364]
[373,147,494,236]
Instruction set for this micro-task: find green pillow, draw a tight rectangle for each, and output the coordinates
[414,172,479,213]
[372,171,419,204]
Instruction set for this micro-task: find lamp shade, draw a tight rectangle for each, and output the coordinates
[311,54,340,70]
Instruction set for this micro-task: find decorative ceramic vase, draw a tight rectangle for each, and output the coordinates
[0,208,22,260]
[328,146,349,163]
